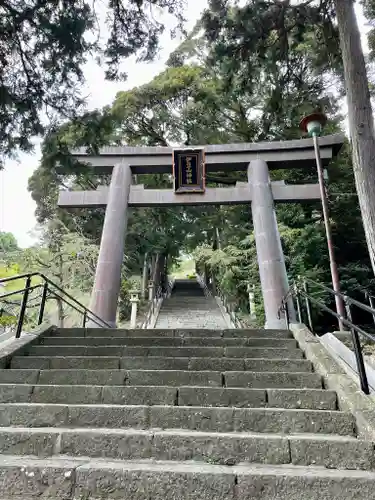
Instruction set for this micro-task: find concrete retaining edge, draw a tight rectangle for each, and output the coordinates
[147,298,164,329]
[214,297,235,329]
[0,323,55,368]
[320,332,375,393]
[289,322,375,440]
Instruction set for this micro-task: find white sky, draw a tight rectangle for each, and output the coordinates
[0,1,369,248]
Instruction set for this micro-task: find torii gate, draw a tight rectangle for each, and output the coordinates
[58,134,344,329]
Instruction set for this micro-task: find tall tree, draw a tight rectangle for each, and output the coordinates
[27,8,374,329]
[0,232,19,254]
[19,218,99,326]
[0,0,184,166]
[333,0,375,275]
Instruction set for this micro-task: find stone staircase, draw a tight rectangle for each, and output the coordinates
[0,326,375,498]
[156,279,228,329]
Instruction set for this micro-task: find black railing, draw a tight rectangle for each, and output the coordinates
[359,288,375,325]
[279,277,375,395]
[142,280,173,329]
[0,272,111,337]
[197,274,244,328]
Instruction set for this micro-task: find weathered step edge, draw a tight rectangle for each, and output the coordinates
[42,327,294,339]
[0,384,338,410]
[0,404,356,436]
[0,368,323,389]
[0,427,371,470]
[26,345,305,358]
[11,356,312,373]
[2,456,375,499]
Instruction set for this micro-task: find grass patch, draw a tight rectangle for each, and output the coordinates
[172,258,196,279]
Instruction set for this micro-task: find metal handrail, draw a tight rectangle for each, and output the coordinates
[0,272,111,336]
[214,284,244,329]
[197,274,243,328]
[302,277,375,324]
[141,279,172,329]
[279,277,375,395]
[0,284,43,300]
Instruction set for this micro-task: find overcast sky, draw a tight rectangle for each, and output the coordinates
[0,1,369,248]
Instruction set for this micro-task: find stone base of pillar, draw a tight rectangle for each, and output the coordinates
[265,318,288,330]
[86,319,117,329]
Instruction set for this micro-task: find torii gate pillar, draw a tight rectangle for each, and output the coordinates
[88,163,132,327]
[248,159,295,329]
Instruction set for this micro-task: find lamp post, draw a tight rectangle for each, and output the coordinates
[300,112,345,330]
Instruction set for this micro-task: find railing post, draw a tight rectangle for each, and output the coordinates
[82,311,87,327]
[294,282,302,323]
[285,301,290,329]
[366,292,375,325]
[303,280,314,332]
[16,276,31,338]
[344,296,370,394]
[37,282,49,325]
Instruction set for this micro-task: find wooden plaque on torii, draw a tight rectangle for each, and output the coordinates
[172,148,205,194]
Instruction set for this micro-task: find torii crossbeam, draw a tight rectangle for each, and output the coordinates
[57,134,344,329]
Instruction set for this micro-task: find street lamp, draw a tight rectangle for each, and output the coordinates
[300,112,345,330]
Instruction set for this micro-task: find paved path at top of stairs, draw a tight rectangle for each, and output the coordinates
[156,279,228,329]
[0,325,375,498]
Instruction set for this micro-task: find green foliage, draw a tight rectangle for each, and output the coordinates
[0,232,19,254]
[0,219,101,329]
[24,2,374,331]
[0,0,185,166]
[119,277,140,321]
[194,239,261,320]
[0,313,16,328]
[17,218,99,293]
[363,0,375,59]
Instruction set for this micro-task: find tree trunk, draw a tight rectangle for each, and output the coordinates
[57,298,65,328]
[215,227,222,250]
[162,254,169,293]
[151,254,157,282]
[141,253,148,299]
[56,253,65,327]
[156,254,166,290]
[334,0,375,274]
[152,253,161,288]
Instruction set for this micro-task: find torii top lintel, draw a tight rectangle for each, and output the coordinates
[68,133,344,174]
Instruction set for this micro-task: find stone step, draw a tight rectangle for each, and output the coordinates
[223,371,321,389]
[1,369,321,388]
[0,370,39,385]
[225,347,303,358]
[2,456,375,499]
[0,427,371,470]
[38,336,298,348]
[128,370,321,389]
[160,307,221,311]
[45,328,292,339]
[39,369,224,387]
[159,306,221,310]
[0,384,337,409]
[27,345,304,358]
[11,356,312,372]
[178,387,337,410]
[0,404,355,435]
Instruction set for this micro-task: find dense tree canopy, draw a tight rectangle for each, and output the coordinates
[0,0,184,166]
[0,232,19,254]
[0,0,370,329]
